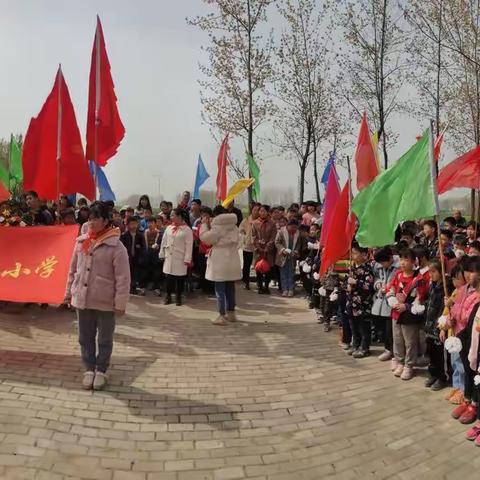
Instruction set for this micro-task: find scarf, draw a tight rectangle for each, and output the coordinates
[81,226,120,254]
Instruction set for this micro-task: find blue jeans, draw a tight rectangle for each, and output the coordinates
[451,351,465,391]
[280,258,295,291]
[215,281,236,315]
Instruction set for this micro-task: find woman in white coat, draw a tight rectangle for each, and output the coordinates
[160,208,193,306]
[200,205,242,325]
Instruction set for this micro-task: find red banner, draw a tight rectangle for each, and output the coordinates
[0,226,78,304]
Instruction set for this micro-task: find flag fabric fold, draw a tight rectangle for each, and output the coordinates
[355,113,379,190]
[88,161,116,201]
[352,129,436,247]
[222,178,255,208]
[319,163,340,247]
[9,134,23,189]
[437,145,480,194]
[321,151,338,187]
[320,181,356,277]
[0,181,9,202]
[86,16,125,167]
[22,68,95,201]
[193,154,210,199]
[247,153,260,201]
[216,135,230,202]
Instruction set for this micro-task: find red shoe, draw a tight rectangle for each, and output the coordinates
[459,404,478,424]
[452,401,470,419]
[466,424,480,440]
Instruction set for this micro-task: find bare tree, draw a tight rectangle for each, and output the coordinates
[274,0,340,203]
[187,0,275,198]
[336,0,407,168]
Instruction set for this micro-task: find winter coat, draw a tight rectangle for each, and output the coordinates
[199,213,242,282]
[252,218,277,266]
[274,228,300,267]
[371,259,399,317]
[424,281,450,341]
[120,231,147,265]
[346,262,375,318]
[65,232,130,312]
[160,224,193,277]
[239,217,255,252]
[449,286,480,336]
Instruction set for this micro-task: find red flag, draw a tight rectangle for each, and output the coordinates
[438,145,480,194]
[0,226,78,304]
[216,135,230,202]
[434,131,444,163]
[320,181,356,277]
[319,164,340,247]
[355,113,379,190]
[23,68,95,201]
[0,182,9,202]
[86,16,125,167]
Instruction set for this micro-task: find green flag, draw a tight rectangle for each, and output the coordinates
[352,129,437,247]
[0,161,8,190]
[9,134,22,189]
[247,153,260,201]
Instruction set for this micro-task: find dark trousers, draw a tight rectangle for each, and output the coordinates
[301,270,312,297]
[77,309,115,373]
[338,290,351,344]
[196,254,214,293]
[351,316,371,352]
[371,315,393,352]
[129,258,141,293]
[242,251,253,286]
[215,281,236,315]
[426,337,446,381]
[142,248,161,289]
[271,265,282,291]
[166,274,185,298]
[256,271,271,290]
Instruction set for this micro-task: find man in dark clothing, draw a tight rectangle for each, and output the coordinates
[24,191,54,226]
[227,200,243,227]
[120,216,146,295]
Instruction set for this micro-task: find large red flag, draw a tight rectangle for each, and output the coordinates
[0,226,78,304]
[438,145,480,194]
[320,181,356,277]
[216,135,230,202]
[355,113,379,190]
[23,68,95,200]
[86,16,125,167]
[319,164,340,247]
[0,182,9,202]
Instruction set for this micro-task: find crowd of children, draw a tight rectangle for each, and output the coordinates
[314,214,480,446]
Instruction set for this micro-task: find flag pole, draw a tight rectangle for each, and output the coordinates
[93,16,101,201]
[56,65,63,223]
[346,155,353,267]
[429,119,448,298]
[7,134,12,196]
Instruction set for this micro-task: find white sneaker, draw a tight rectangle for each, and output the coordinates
[93,372,108,390]
[82,371,95,390]
[287,290,294,297]
[378,350,393,362]
[391,358,400,372]
[212,315,227,326]
[226,312,237,323]
[282,291,288,297]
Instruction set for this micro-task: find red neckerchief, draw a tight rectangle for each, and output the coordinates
[81,227,120,254]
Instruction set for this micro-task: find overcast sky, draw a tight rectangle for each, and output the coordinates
[0,0,432,204]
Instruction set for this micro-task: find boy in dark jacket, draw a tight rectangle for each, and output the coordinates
[120,216,146,295]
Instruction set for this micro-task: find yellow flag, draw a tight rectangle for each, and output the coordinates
[371,132,381,170]
[222,178,255,207]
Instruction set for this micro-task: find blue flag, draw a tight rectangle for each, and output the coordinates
[89,161,116,202]
[193,154,210,199]
[321,151,338,186]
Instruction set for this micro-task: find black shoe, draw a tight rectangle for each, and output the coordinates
[323,323,331,332]
[431,379,447,391]
[258,287,265,294]
[424,376,437,388]
[176,297,182,306]
[164,295,172,305]
[264,287,271,295]
[244,283,250,290]
[352,349,370,359]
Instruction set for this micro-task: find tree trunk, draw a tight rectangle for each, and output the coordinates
[299,163,306,203]
[312,133,321,203]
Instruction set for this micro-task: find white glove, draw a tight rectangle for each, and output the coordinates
[302,264,312,273]
[313,272,320,281]
[318,286,327,297]
[329,291,338,302]
[437,315,448,329]
[474,375,480,386]
[411,302,425,315]
[387,297,398,308]
[284,248,292,255]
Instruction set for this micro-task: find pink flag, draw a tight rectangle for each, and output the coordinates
[319,163,340,246]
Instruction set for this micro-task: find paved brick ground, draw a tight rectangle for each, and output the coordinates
[0,288,479,479]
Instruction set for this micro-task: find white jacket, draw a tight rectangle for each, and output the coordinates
[200,213,242,282]
[160,225,193,277]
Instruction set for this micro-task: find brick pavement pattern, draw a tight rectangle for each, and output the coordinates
[0,289,479,480]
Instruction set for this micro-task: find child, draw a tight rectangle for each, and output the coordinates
[424,259,452,391]
[469,240,480,257]
[387,248,429,380]
[60,207,77,226]
[346,244,375,359]
[466,220,478,248]
[120,216,146,295]
[275,219,301,297]
[371,247,399,362]
[454,234,468,258]
[143,217,160,292]
[421,220,439,258]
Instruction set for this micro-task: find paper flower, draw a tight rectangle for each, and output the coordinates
[387,296,399,308]
[445,336,463,354]
[318,286,327,297]
[474,375,480,386]
[329,291,338,302]
[302,264,312,273]
[411,302,425,315]
[437,315,448,329]
[313,272,320,281]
